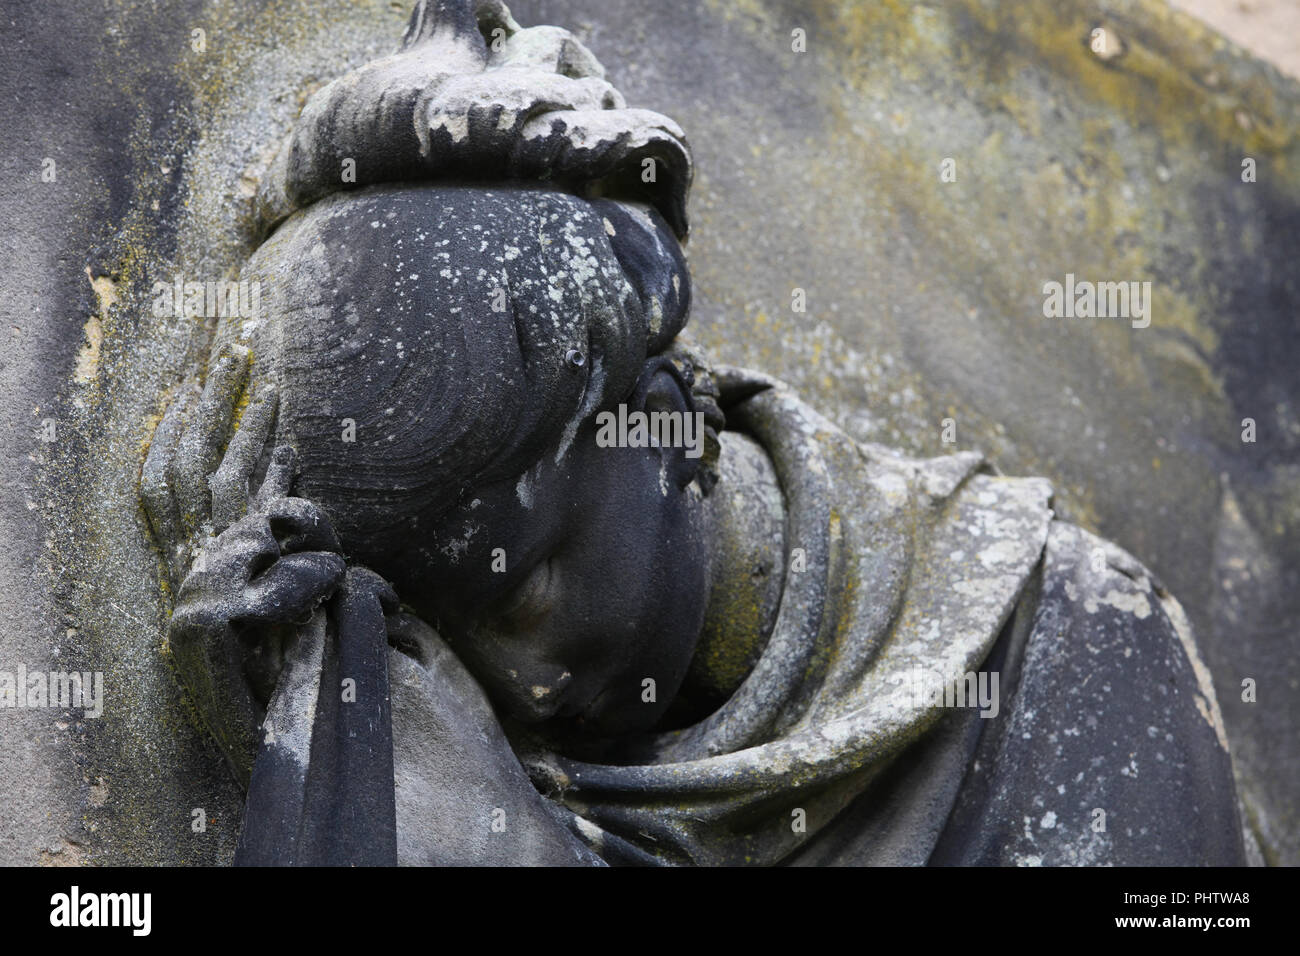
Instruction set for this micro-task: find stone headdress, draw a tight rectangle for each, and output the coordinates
[254,0,692,239]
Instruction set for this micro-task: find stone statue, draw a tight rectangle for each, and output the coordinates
[140,0,1245,866]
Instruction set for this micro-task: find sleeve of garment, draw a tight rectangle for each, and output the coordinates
[234,567,398,866]
[387,612,606,866]
[929,520,1246,866]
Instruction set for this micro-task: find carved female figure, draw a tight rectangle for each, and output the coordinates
[141,0,1243,866]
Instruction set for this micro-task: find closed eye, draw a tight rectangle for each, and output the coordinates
[495,555,555,630]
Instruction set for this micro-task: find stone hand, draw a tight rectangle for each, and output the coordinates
[142,342,267,590]
[142,345,346,782]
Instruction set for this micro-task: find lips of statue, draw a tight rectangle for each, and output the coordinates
[402,402,715,738]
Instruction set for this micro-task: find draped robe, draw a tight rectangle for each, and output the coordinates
[235,368,1245,866]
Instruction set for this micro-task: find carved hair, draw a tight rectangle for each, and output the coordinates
[231,186,697,573]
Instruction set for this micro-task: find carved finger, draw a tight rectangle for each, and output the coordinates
[141,384,199,572]
[237,552,348,625]
[172,344,251,539]
[211,384,279,534]
[252,444,299,511]
[261,496,341,554]
[186,517,281,594]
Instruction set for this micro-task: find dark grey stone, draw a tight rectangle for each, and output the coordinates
[1,0,1293,865]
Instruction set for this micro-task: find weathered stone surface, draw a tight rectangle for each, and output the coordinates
[1,0,1295,863]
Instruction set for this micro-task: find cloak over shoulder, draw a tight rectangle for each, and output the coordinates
[236,368,1244,866]
[511,367,1056,865]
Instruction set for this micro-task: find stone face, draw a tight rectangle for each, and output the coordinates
[2,0,1296,864]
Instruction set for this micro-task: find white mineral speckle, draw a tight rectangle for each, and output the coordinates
[1084,588,1151,619]
[516,471,534,509]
